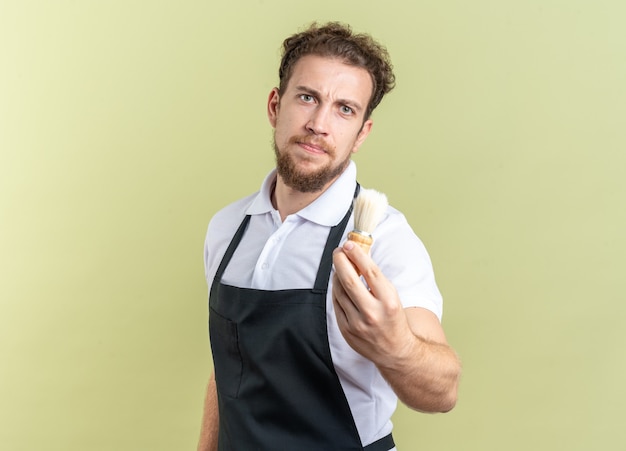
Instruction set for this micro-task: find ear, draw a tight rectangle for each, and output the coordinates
[351,119,373,154]
[267,88,280,128]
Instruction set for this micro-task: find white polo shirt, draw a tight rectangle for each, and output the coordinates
[204,161,443,447]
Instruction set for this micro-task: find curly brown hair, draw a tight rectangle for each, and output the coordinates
[278,22,396,120]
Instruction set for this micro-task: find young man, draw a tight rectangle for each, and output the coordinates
[198,22,461,451]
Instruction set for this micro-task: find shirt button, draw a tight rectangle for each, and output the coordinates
[261,263,269,270]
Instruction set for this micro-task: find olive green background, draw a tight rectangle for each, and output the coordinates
[1,1,625,450]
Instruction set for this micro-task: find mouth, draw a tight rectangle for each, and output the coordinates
[292,135,333,156]
[297,141,327,155]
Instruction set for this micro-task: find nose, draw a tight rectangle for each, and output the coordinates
[306,106,330,135]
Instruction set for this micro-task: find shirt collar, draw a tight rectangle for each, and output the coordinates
[246,168,278,215]
[246,161,357,227]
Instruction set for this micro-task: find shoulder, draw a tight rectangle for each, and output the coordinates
[373,206,425,250]
[204,192,258,276]
[373,206,433,273]
[207,192,258,238]
[372,206,443,319]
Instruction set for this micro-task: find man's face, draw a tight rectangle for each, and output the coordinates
[267,55,374,193]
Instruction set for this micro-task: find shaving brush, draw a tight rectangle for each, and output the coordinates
[347,188,388,254]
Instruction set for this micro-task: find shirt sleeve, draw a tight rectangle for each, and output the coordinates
[371,207,443,321]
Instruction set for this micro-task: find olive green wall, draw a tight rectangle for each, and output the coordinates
[2,1,625,450]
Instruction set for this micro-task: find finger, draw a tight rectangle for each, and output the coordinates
[332,291,349,326]
[332,247,371,300]
[336,240,368,274]
[332,245,358,277]
[332,272,360,317]
[338,241,388,296]
[332,273,367,344]
[331,276,350,326]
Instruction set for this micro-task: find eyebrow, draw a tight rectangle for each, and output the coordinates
[294,85,364,113]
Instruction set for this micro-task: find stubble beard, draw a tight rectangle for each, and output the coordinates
[273,136,351,193]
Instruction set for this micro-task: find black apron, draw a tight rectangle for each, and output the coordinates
[209,188,394,451]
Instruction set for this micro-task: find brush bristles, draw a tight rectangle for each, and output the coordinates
[352,188,388,236]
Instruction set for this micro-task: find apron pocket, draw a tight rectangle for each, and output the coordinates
[209,308,243,399]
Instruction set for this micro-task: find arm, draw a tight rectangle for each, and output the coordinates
[332,241,461,413]
[197,373,219,451]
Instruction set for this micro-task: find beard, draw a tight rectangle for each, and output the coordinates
[273,135,351,193]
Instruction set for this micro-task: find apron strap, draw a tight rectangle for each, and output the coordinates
[212,214,251,287]
[364,433,395,451]
[312,182,360,293]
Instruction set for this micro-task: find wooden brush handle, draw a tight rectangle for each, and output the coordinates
[347,231,373,254]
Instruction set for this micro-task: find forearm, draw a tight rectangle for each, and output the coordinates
[377,333,461,413]
[197,373,219,451]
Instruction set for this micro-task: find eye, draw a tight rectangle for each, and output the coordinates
[299,94,315,103]
[340,105,354,115]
